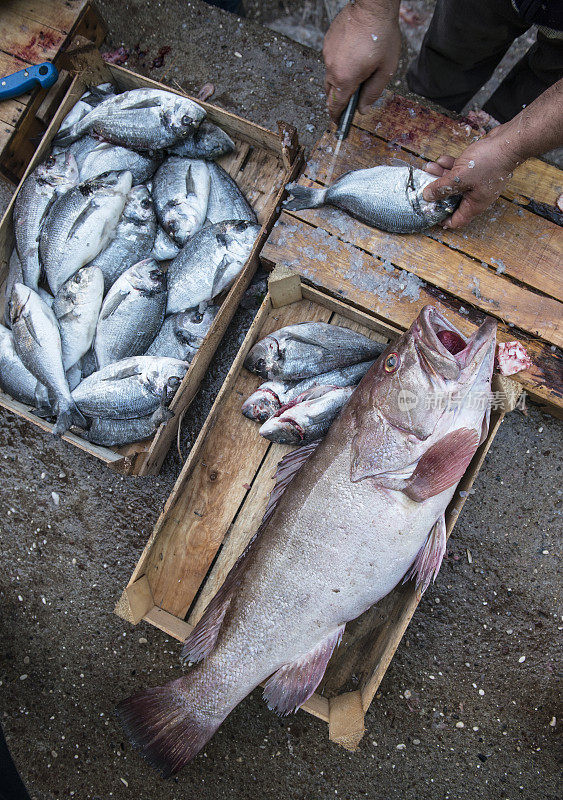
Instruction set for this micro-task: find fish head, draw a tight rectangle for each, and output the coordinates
[146,358,189,396]
[56,265,104,309]
[259,414,304,444]
[244,334,281,379]
[127,259,167,295]
[241,387,282,422]
[358,305,497,441]
[164,98,205,139]
[410,169,460,225]
[217,220,261,257]
[349,306,496,482]
[123,185,154,225]
[173,306,218,347]
[38,150,79,192]
[163,199,200,244]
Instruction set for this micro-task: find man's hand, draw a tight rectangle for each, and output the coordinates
[422,125,524,229]
[323,0,401,123]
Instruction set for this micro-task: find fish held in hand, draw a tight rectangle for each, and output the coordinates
[90,185,157,292]
[9,284,86,434]
[52,266,104,389]
[94,259,167,369]
[40,170,132,294]
[242,360,374,422]
[284,166,460,233]
[146,305,219,360]
[72,356,188,419]
[55,88,206,150]
[245,323,384,381]
[13,152,79,290]
[116,305,496,775]
[259,385,355,444]
[169,121,235,160]
[153,157,210,246]
[166,220,260,315]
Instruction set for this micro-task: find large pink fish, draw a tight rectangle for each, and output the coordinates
[117,305,496,775]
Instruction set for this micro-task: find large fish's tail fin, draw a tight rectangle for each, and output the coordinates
[283,183,327,211]
[116,676,223,777]
[52,398,87,436]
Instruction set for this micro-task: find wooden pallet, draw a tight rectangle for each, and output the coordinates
[0,1,106,182]
[261,92,563,416]
[0,41,303,475]
[115,274,522,749]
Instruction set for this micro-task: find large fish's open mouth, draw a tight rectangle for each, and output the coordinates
[418,305,497,373]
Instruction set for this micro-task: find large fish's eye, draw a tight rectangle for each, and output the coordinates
[384,352,400,373]
[140,197,152,209]
[181,115,193,127]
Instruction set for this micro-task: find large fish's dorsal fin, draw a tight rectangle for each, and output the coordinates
[403,514,447,593]
[261,440,321,528]
[262,625,345,715]
[181,440,320,666]
[181,582,234,665]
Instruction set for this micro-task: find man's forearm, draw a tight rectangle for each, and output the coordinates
[352,0,400,18]
[499,79,563,162]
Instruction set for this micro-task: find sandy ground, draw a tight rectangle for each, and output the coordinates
[0,1,561,798]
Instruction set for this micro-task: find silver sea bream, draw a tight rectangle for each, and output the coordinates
[284,165,460,233]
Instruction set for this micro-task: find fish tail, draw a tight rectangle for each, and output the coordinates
[52,399,87,436]
[116,676,224,777]
[283,184,327,211]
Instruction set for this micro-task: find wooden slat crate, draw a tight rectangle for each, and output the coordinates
[0,42,304,475]
[261,92,563,416]
[0,1,106,182]
[115,274,522,749]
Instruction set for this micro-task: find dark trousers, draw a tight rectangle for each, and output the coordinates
[0,722,30,800]
[407,0,563,122]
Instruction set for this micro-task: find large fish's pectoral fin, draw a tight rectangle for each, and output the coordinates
[263,625,345,716]
[402,427,480,502]
[403,514,446,593]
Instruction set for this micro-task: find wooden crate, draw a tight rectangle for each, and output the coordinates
[261,92,563,417]
[0,1,106,183]
[0,42,304,475]
[115,274,522,749]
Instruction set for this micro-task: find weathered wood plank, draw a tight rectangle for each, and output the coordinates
[281,197,562,346]
[302,132,563,302]
[355,92,563,206]
[0,10,66,65]
[3,1,88,34]
[261,216,563,408]
[144,300,331,617]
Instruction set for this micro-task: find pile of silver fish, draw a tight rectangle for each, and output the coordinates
[242,322,385,443]
[1,83,260,445]
[283,165,460,233]
[117,305,496,775]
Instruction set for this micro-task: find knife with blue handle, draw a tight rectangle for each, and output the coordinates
[0,62,58,101]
